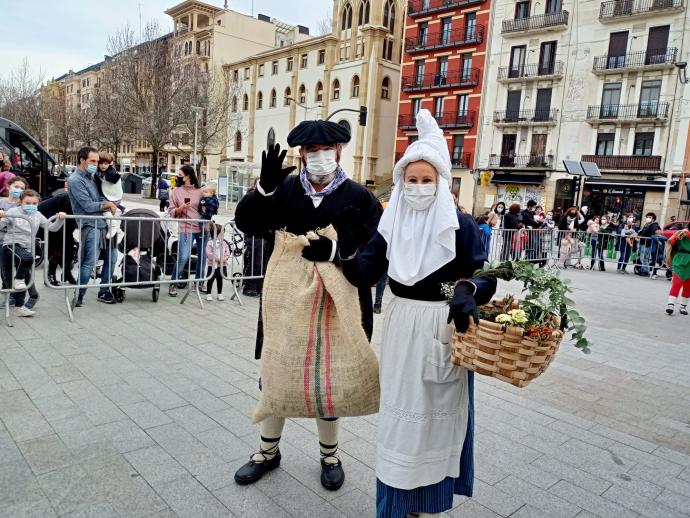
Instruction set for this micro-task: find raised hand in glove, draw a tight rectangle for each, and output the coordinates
[333,207,371,258]
[302,235,335,262]
[447,282,479,334]
[259,143,297,194]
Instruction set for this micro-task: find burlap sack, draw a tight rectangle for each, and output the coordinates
[252,226,380,423]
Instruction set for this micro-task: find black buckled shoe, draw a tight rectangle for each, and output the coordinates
[234,451,281,485]
[320,456,345,491]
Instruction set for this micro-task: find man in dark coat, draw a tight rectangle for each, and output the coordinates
[233,120,382,492]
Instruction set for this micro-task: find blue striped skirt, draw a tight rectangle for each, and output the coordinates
[375,372,474,518]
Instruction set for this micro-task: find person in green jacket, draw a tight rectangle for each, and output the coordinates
[666,222,690,315]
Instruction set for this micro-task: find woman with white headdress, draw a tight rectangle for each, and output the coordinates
[335,110,496,517]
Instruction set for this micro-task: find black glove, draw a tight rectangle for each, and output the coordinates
[302,235,335,262]
[333,207,370,258]
[447,282,479,334]
[260,143,297,193]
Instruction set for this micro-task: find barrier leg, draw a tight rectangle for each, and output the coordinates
[180,281,204,309]
[4,294,13,328]
[229,279,243,307]
[66,289,76,322]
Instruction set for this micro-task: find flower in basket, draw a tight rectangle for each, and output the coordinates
[495,309,528,326]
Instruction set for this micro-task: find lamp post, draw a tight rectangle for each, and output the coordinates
[191,105,203,175]
[286,97,321,121]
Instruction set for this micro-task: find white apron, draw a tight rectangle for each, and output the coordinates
[376,297,469,490]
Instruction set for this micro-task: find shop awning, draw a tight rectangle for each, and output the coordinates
[491,172,546,185]
[584,178,679,191]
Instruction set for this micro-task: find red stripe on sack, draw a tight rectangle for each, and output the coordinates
[304,266,321,417]
[324,295,335,416]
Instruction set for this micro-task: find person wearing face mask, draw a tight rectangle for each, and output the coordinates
[233,120,382,491]
[637,212,661,276]
[0,177,28,298]
[587,215,603,271]
[539,211,556,266]
[597,215,615,271]
[334,110,496,518]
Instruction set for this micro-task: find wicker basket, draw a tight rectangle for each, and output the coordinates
[451,301,563,388]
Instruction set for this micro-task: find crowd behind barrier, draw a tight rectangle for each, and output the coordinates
[0,213,37,326]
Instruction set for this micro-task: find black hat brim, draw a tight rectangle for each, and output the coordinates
[287,120,352,147]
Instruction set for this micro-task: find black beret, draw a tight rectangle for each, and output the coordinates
[287,120,351,147]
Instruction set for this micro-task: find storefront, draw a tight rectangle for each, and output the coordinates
[491,173,547,207]
[582,178,679,221]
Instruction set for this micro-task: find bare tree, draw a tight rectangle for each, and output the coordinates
[316,12,333,36]
[42,84,73,163]
[0,58,46,140]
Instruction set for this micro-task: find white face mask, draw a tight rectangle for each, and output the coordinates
[645,217,652,224]
[496,207,504,214]
[305,149,338,185]
[627,217,634,224]
[403,183,437,211]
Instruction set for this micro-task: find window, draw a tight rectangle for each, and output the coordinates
[197,41,201,55]
[232,96,238,112]
[270,89,277,108]
[316,81,324,102]
[267,128,276,148]
[383,1,396,32]
[383,38,394,61]
[465,13,477,42]
[341,2,353,30]
[441,17,452,46]
[509,45,527,78]
[634,132,654,156]
[359,0,370,25]
[418,22,429,47]
[272,61,278,75]
[298,84,307,104]
[233,69,239,82]
[461,54,473,81]
[436,57,449,86]
[243,94,249,111]
[333,79,340,100]
[531,134,547,156]
[244,67,250,79]
[515,1,530,19]
[539,41,557,75]
[601,82,622,118]
[452,135,465,166]
[545,0,562,14]
[351,75,360,97]
[639,80,661,117]
[457,94,469,120]
[433,96,445,118]
[257,91,263,109]
[301,54,308,68]
[381,77,391,99]
[258,64,265,76]
[284,87,291,106]
[318,49,326,65]
[234,131,242,152]
[596,133,615,155]
[287,57,294,71]
[415,60,426,86]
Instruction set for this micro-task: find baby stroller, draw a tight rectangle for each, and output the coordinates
[111,209,165,303]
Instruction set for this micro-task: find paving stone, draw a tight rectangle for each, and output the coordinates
[212,482,291,518]
[124,445,187,487]
[195,427,252,462]
[494,476,580,518]
[63,502,119,518]
[602,484,686,518]
[448,499,503,517]
[530,455,613,495]
[45,363,84,384]
[155,475,231,518]
[180,389,230,414]
[469,480,527,517]
[38,464,108,516]
[549,480,639,518]
[0,459,43,506]
[0,430,23,465]
[17,434,75,475]
[145,423,209,460]
[165,405,218,434]
[0,490,58,518]
[0,390,53,442]
[206,407,256,438]
[120,401,173,430]
[655,489,690,515]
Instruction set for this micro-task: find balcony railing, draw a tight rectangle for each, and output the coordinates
[408,0,486,17]
[402,69,480,91]
[600,0,685,20]
[593,47,677,71]
[586,102,670,121]
[452,153,472,169]
[493,109,559,124]
[399,111,476,130]
[405,25,485,53]
[581,154,662,171]
[489,154,554,168]
[497,61,564,81]
[502,11,569,34]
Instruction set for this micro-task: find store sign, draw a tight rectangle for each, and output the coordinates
[589,186,646,197]
[497,184,545,206]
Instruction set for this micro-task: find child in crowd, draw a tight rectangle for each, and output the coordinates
[96,153,126,244]
[617,223,637,274]
[204,224,230,301]
[0,190,65,317]
[199,185,219,221]
[477,214,492,255]
[559,231,577,269]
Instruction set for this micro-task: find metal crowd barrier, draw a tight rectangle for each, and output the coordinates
[43,214,218,321]
[0,213,37,327]
[218,221,268,306]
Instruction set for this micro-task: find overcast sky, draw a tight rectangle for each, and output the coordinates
[1,0,329,82]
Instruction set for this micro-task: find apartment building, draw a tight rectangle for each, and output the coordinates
[477,0,690,220]
[396,0,492,208]
[224,0,405,187]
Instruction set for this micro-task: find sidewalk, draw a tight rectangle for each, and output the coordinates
[1,270,689,517]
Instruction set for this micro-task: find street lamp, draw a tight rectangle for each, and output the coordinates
[191,105,203,174]
[286,97,321,121]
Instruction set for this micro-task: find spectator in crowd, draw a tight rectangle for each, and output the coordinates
[11,148,21,171]
[617,223,637,274]
[199,184,220,221]
[597,215,616,272]
[157,176,170,212]
[0,177,28,299]
[477,214,492,254]
[521,200,542,261]
[204,223,230,302]
[577,206,589,231]
[666,223,690,315]
[67,146,119,306]
[637,212,662,276]
[0,168,15,197]
[490,202,505,229]
[587,215,603,271]
[39,191,77,286]
[502,202,522,260]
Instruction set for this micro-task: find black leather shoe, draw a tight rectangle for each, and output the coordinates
[320,458,345,491]
[234,451,281,485]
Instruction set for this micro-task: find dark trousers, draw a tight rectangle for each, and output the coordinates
[159,199,169,212]
[206,266,226,295]
[374,274,387,306]
[618,243,632,270]
[2,245,38,306]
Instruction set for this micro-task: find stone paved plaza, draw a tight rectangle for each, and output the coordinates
[1,268,689,518]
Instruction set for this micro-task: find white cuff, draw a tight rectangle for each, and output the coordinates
[458,280,478,296]
[329,239,337,262]
[256,181,276,196]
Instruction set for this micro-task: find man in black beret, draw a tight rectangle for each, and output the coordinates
[233,120,382,491]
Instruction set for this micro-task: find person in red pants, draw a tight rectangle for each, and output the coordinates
[666,223,690,315]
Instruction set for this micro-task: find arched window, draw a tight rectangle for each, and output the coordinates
[231,96,238,112]
[257,91,263,109]
[270,89,277,108]
[234,131,242,152]
[243,94,249,111]
[351,75,360,97]
[341,2,353,31]
[383,1,395,32]
[358,0,370,25]
[316,81,324,102]
[299,84,306,104]
[284,86,291,106]
[381,76,390,99]
[267,128,276,148]
[332,79,340,100]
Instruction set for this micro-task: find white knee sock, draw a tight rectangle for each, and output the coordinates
[252,416,285,462]
[668,296,677,305]
[316,418,340,465]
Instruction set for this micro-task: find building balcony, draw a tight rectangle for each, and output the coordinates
[405,25,485,54]
[493,109,559,126]
[399,111,476,130]
[497,62,564,82]
[407,0,486,18]
[452,152,472,169]
[401,69,480,92]
[593,47,678,74]
[501,11,569,36]
[585,103,670,124]
[581,154,662,171]
[489,154,554,169]
[599,0,685,22]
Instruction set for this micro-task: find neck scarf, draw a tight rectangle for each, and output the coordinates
[299,167,347,198]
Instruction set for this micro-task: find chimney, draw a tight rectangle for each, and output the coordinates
[258,13,271,22]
